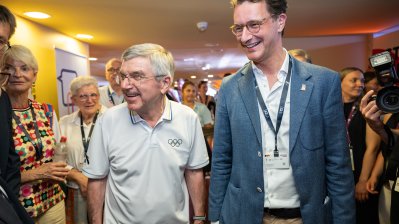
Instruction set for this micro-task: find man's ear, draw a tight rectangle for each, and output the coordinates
[161,76,172,94]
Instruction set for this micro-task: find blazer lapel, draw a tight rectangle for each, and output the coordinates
[238,64,262,145]
[289,61,313,152]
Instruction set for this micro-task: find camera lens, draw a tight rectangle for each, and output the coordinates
[376,86,399,113]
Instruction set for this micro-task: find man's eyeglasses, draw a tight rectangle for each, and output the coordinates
[0,39,10,53]
[107,67,120,74]
[118,72,165,86]
[230,16,273,36]
[77,93,99,102]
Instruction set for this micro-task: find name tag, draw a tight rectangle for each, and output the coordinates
[265,152,289,169]
[395,177,399,192]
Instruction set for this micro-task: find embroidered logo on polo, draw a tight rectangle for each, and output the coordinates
[168,139,182,147]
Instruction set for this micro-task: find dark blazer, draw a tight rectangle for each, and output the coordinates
[208,59,356,224]
[0,91,21,197]
[0,176,33,224]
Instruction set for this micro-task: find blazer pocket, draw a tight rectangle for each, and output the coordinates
[220,183,241,224]
[300,114,324,150]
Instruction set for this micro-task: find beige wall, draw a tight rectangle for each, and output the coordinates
[9,16,89,114]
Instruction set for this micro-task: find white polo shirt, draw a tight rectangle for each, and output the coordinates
[253,49,300,208]
[82,98,209,224]
[98,85,124,108]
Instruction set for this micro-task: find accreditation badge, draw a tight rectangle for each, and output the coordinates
[265,152,289,169]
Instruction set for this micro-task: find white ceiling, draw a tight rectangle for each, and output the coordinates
[3,0,399,82]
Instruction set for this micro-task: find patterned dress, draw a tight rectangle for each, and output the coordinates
[11,100,65,217]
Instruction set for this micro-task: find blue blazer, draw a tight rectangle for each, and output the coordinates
[208,59,355,224]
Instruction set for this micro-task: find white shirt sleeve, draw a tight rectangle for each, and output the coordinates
[82,115,110,178]
[186,114,209,169]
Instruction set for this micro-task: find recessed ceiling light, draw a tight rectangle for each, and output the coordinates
[88,57,97,61]
[24,12,51,19]
[203,78,209,81]
[190,75,197,79]
[207,74,214,78]
[76,34,93,40]
[183,58,195,62]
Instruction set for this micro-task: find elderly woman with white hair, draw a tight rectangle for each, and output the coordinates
[2,44,68,223]
[59,75,107,224]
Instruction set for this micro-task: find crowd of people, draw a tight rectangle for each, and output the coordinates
[0,1,398,224]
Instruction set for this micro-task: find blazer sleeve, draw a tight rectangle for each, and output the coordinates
[2,92,21,198]
[322,73,356,223]
[208,81,233,221]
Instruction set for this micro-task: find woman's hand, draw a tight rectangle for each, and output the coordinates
[36,161,70,182]
[355,180,369,202]
[366,175,379,194]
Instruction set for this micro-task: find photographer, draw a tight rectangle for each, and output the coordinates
[360,90,399,223]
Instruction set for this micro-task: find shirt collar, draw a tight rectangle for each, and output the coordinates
[130,96,172,124]
[72,105,107,125]
[251,48,290,83]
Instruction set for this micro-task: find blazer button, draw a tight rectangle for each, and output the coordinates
[256,187,263,193]
[258,151,262,157]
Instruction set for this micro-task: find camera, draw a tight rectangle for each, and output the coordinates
[370,51,399,113]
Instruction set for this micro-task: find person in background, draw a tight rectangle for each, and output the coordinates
[183,81,213,128]
[83,43,209,224]
[2,44,69,224]
[182,80,213,173]
[98,58,124,108]
[197,80,216,119]
[59,76,106,224]
[340,67,380,224]
[288,49,312,63]
[208,0,355,223]
[363,70,381,94]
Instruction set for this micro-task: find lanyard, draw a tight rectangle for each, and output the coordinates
[12,102,43,161]
[255,57,292,157]
[80,110,99,164]
[108,88,124,106]
[345,102,358,146]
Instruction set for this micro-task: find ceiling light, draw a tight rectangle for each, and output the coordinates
[88,57,97,61]
[190,75,197,79]
[24,12,51,19]
[184,58,195,62]
[203,78,209,82]
[76,34,93,40]
[207,74,214,78]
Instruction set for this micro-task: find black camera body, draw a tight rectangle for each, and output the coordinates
[370,51,399,113]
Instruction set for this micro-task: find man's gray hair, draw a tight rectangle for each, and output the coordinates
[121,43,175,81]
[70,75,99,96]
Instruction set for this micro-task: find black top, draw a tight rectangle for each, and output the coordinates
[344,102,366,182]
[0,91,21,197]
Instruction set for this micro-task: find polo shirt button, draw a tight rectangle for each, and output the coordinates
[256,187,262,193]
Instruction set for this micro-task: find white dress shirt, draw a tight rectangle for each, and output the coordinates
[253,49,300,208]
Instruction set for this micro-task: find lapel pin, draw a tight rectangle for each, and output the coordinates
[300,84,306,91]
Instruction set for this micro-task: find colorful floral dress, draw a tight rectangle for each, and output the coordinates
[11,100,65,217]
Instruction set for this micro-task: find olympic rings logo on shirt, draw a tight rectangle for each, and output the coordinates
[168,139,182,147]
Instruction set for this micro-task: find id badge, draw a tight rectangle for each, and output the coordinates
[349,145,355,171]
[265,152,289,169]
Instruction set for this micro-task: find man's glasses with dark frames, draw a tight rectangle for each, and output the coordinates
[230,16,274,36]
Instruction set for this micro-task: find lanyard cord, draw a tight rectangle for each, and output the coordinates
[345,102,358,147]
[108,88,124,106]
[255,57,292,157]
[12,102,43,161]
[80,110,99,164]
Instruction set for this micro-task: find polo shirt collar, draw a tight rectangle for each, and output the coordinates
[130,96,173,124]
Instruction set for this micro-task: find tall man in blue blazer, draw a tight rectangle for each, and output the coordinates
[208,0,355,223]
